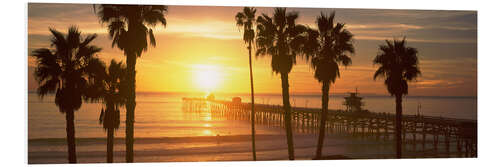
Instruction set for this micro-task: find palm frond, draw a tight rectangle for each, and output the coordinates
[373,37,421,96]
[31,27,102,112]
[49,28,67,55]
[255,8,309,74]
[80,33,98,48]
[305,11,354,84]
[66,26,82,49]
[235,12,245,27]
[148,28,156,47]
[143,5,168,27]
[96,4,168,55]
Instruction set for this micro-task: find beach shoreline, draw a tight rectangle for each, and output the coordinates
[29,132,468,164]
[28,133,388,163]
[28,93,477,164]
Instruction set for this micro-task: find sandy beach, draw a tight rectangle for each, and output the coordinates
[30,133,404,164]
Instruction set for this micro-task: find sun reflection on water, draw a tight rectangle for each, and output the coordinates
[200,112,212,121]
[202,129,212,136]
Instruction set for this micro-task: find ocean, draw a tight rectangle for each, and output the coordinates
[27,92,477,163]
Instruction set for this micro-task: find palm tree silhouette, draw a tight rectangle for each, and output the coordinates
[235,7,258,161]
[373,38,421,158]
[95,5,168,162]
[255,8,308,160]
[30,26,102,163]
[86,59,127,163]
[304,12,355,159]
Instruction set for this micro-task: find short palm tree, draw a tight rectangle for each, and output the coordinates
[95,5,168,162]
[235,6,258,161]
[373,38,421,158]
[31,26,101,163]
[255,8,308,160]
[304,12,355,159]
[86,59,127,163]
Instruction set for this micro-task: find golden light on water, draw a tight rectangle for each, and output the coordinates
[202,129,212,136]
[201,112,212,121]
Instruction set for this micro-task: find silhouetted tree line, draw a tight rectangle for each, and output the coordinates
[236,7,420,160]
[30,4,420,163]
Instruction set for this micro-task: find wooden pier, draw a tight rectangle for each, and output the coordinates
[182,97,477,158]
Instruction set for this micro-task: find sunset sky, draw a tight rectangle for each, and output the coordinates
[27,3,477,96]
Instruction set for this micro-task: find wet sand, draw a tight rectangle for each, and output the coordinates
[29,133,402,164]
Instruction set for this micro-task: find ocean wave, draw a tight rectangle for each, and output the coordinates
[28,134,287,145]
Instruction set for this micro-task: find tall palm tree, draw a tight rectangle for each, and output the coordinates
[95,5,168,162]
[373,38,421,158]
[304,12,355,159]
[255,8,308,160]
[30,26,101,163]
[86,59,127,163]
[235,7,258,161]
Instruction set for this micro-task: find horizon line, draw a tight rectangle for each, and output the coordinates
[27,90,477,98]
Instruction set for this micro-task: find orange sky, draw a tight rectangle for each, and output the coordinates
[27,4,477,96]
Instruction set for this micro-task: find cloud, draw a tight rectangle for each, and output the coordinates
[348,23,424,30]
[28,3,104,35]
[415,79,465,89]
[343,23,476,44]
[352,36,475,44]
[26,4,477,96]
[160,18,240,39]
[28,4,477,44]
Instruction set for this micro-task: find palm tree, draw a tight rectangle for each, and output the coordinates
[373,38,421,158]
[255,8,308,160]
[86,59,127,163]
[304,12,355,159]
[95,5,168,162]
[30,26,101,163]
[235,7,258,161]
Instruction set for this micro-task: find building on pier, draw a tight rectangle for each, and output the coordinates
[232,97,242,103]
[343,89,365,112]
[206,93,215,100]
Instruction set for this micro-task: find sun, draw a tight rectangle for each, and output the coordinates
[195,65,220,92]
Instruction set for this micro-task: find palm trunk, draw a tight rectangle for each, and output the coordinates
[125,52,137,163]
[280,73,295,160]
[315,81,330,159]
[395,93,403,158]
[107,129,114,163]
[248,43,257,161]
[65,110,76,163]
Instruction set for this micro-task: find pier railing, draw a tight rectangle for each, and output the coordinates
[182,97,477,158]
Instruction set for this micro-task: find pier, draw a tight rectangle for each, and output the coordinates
[182,97,477,158]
